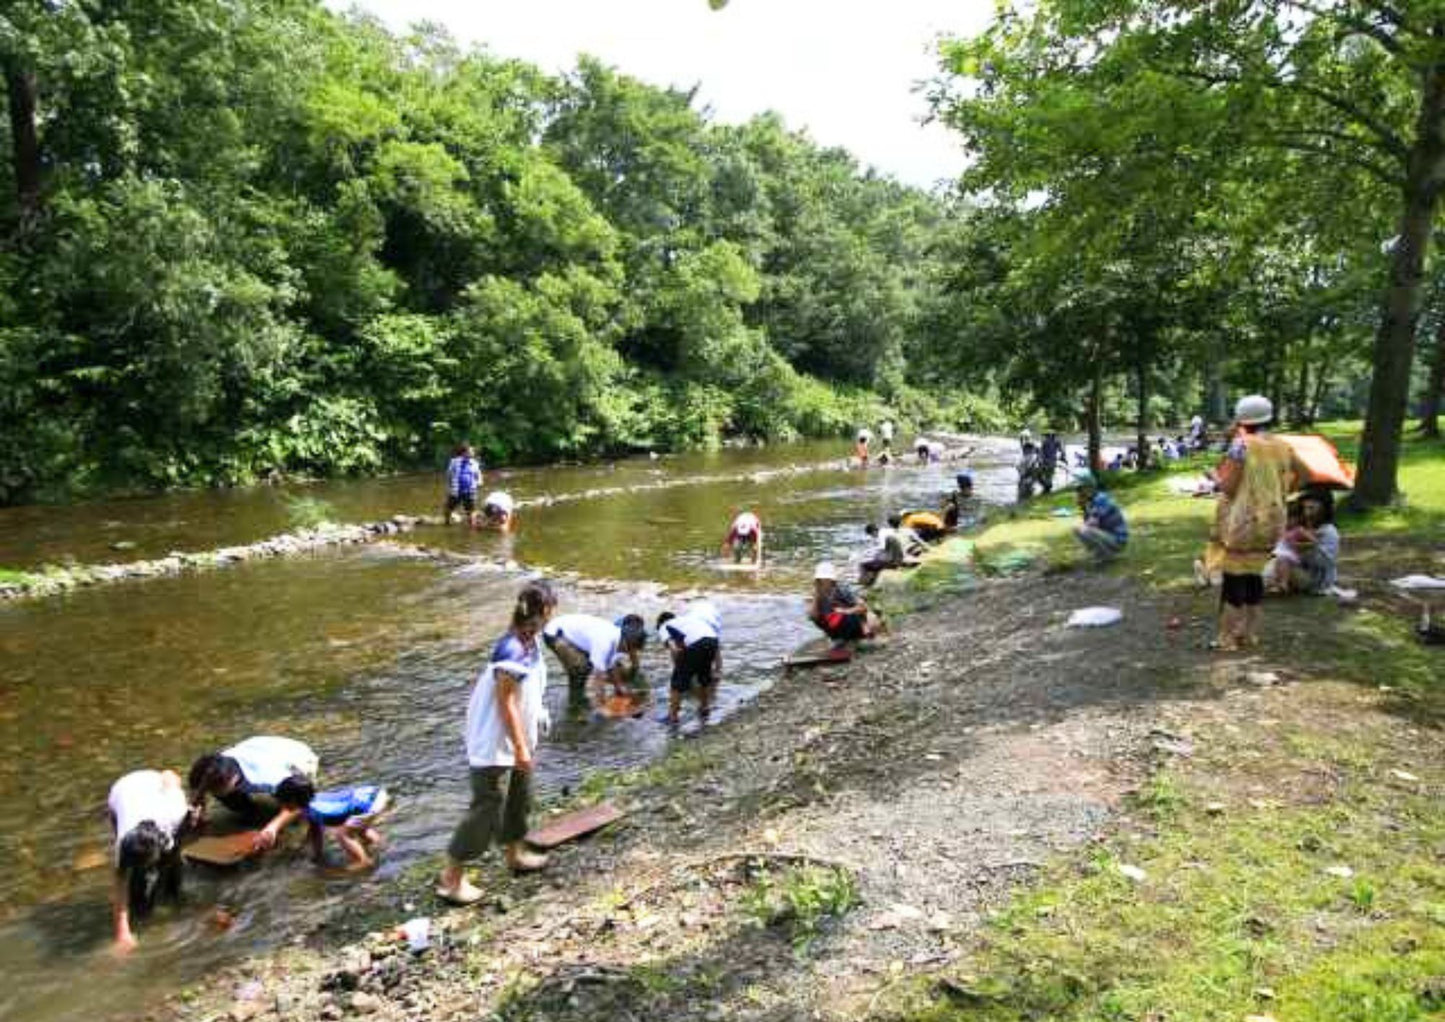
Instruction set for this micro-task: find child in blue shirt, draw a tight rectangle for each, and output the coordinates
[305,784,389,870]
[1072,471,1128,561]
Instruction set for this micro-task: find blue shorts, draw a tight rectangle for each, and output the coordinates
[307,785,389,828]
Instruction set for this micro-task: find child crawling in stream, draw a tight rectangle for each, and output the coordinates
[305,784,390,870]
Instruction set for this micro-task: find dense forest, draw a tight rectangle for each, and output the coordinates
[3,0,1441,507]
[0,0,997,504]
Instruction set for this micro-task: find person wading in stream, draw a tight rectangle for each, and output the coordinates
[722,510,764,567]
[187,736,319,852]
[438,580,556,905]
[542,612,647,701]
[444,443,483,528]
[657,600,723,726]
[108,767,191,953]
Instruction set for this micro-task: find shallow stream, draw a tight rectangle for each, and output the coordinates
[0,438,1018,1022]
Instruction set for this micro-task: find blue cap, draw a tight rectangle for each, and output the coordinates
[956,472,973,487]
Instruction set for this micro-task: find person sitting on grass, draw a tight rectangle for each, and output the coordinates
[656,600,723,726]
[1266,488,1341,596]
[808,561,884,651]
[108,768,192,953]
[1071,470,1129,563]
[305,784,390,871]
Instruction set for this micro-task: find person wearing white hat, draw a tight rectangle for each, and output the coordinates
[808,561,883,649]
[1212,394,1306,651]
[722,510,764,567]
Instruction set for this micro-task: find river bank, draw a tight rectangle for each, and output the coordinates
[152,428,1444,1022]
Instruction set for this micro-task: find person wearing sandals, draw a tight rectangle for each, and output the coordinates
[1213,395,1304,651]
[437,581,556,905]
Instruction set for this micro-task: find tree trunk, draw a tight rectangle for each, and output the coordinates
[5,63,41,224]
[1355,58,1445,506]
[1308,368,1329,426]
[1291,334,1312,426]
[1418,323,1445,437]
[1135,356,1149,471]
[1087,362,1103,474]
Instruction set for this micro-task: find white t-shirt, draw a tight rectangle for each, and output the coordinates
[880,421,894,441]
[483,491,514,514]
[222,736,319,793]
[856,428,873,443]
[109,770,189,863]
[543,614,624,674]
[465,632,546,768]
[663,604,721,647]
[730,512,760,538]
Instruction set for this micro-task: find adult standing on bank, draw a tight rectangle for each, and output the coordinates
[1213,395,1302,651]
[437,581,555,905]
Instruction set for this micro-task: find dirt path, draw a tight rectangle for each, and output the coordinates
[163,567,1430,1022]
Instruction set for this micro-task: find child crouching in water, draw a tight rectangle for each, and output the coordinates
[306,784,390,870]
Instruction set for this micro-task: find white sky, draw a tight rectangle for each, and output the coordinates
[334,0,993,189]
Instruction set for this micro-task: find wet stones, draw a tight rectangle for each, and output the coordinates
[0,513,457,604]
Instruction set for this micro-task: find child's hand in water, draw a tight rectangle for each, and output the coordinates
[251,827,280,853]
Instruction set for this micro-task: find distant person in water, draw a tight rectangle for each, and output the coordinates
[188,736,318,852]
[481,490,516,531]
[855,427,872,467]
[945,472,982,531]
[900,508,948,542]
[722,510,764,566]
[108,768,191,952]
[543,612,647,699]
[879,419,895,454]
[445,444,483,528]
[657,600,723,725]
[809,561,884,648]
[306,783,390,871]
[438,581,555,905]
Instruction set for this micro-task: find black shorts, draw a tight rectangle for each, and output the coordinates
[1221,572,1265,608]
[447,492,477,513]
[670,637,719,694]
[820,611,866,641]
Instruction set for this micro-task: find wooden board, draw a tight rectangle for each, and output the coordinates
[183,831,261,866]
[712,561,761,572]
[524,803,624,850]
[783,641,854,670]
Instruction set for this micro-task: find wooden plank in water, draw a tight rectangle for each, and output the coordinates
[183,831,262,866]
[525,803,624,850]
[712,561,761,572]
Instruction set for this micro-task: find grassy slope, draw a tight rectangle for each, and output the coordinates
[888,424,1445,1022]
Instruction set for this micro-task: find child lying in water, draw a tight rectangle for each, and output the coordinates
[305,784,389,870]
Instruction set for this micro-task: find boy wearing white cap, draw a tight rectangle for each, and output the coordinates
[722,511,764,566]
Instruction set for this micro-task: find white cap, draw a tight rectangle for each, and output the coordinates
[814,561,838,581]
[1234,394,1273,426]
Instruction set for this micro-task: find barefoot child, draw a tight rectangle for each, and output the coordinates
[306,784,390,870]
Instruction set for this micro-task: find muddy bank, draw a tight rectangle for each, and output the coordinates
[153,566,1235,1022]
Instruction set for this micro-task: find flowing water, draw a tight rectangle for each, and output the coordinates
[0,439,1019,1022]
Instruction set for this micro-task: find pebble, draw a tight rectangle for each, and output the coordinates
[349,991,381,1014]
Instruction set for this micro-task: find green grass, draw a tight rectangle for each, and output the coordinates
[894,702,1445,1022]
[740,861,858,952]
[0,567,34,585]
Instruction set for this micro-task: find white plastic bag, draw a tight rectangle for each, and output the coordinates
[1066,606,1123,628]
